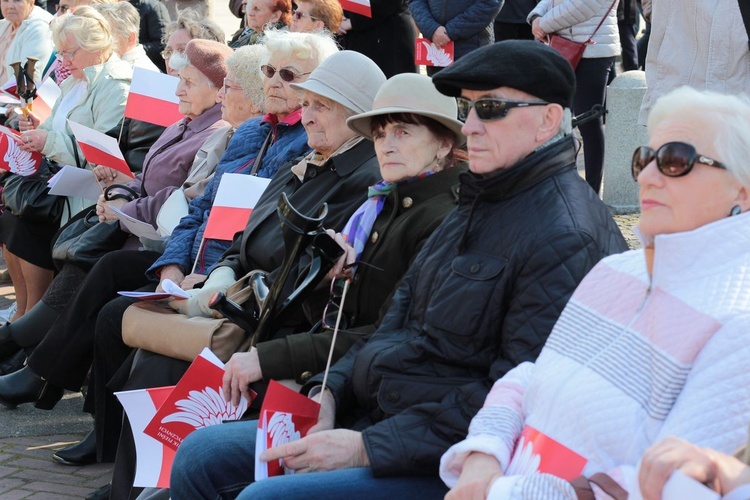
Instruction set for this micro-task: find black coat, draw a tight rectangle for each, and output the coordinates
[257,165,465,383]
[130,0,170,72]
[341,0,417,77]
[305,137,628,476]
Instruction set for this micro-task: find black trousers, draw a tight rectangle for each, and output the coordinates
[618,21,639,71]
[27,249,160,390]
[574,56,615,194]
[493,21,534,41]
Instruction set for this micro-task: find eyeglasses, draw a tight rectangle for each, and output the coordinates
[261,64,310,82]
[322,277,350,331]
[631,141,727,181]
[55,4,70,13]
[222,78,243,93]
[292,9,320,21]
[160,47,185,60]
[55,47,81,61]
[456,97,549,122]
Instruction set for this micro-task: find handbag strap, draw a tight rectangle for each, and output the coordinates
[739,0,750,50]
[250,128,273,176]
[70,134,86,169]
[571,472,628,500]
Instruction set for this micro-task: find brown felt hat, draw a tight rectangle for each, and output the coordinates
[185,39,234,88]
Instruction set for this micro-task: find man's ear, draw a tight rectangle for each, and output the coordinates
[536,104,563,143]
[735,185,750,213]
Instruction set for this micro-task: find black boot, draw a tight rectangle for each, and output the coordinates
[0,365,64,410]
[0,323,21,361]
[53,429,97,465]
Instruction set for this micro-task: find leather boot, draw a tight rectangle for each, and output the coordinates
[0,323,21,361]
[7,300,60,350]
[53,429,97,465]
[0,365,64,410]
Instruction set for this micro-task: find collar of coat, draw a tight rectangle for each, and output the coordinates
[458,135,578,205]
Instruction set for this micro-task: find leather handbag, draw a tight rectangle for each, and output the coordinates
[546,0,618,70]
[50,184,137,270]
[121,272,257,362]
[570,472,627,500]
[2,158,65,223]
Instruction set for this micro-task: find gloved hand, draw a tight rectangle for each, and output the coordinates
[168,266,236,318]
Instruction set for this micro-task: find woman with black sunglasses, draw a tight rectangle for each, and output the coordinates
[443,86,750,498]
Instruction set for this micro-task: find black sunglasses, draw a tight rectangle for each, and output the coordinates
[631,141,727,181]
[260,64,310,82]
[456,97,549,122]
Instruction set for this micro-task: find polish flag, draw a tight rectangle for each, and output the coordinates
[339,0,371,17]
[116,386,177,488]
[32,77,61,123]
[203,173,271,241]
[67,120,134,178]
[125,67,182,128]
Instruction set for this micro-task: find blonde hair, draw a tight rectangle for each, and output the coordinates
[296,0,343,32]
[227,45,268,113]
[163,8,226,45]
[648,86,750,188]
[94,2,140,45]
[52,5,114,54]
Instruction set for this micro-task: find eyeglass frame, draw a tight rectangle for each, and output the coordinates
[456,97,549,122]
[222,78,244,94]
[321,277,350,331]
[260,64,310,83]
[292,9,320,21]
[55,3,71,13]
[55,47,81,62]
[631,141,727,182]
[160,47,185,60]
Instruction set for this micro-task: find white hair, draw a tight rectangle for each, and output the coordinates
[648,86,750,187]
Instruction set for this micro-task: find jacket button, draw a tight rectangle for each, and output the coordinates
[370,231,379,243]
[300,371,313,383]
[470,264,480,273]
[402,197,413,208]
[306,168,317,179]
[386,391,399,403]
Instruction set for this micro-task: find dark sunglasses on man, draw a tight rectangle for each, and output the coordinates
[456,97,549,122]
[631,141,727,181]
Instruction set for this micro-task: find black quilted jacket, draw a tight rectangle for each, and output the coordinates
[307,136,628,477]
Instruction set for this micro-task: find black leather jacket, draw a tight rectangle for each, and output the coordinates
[306,136,628,477]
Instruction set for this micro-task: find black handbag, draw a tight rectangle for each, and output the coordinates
[2,158,66,223]
[50,184,138,270]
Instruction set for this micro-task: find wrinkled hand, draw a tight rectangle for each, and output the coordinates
[324,229,355,282]
[337,17,351,35]
[94,166,132,187]
[445,452,503,500]
[432,26,451,47]
[168,266,235,317]
[222,348,262,406]
[155,264,185,293]
[180,273,207,290]
[96,195,127,222]
[639,437,750,499]
[531,18,548,42]
[19,129,48,153]
[260,429,369,473]
[307,388,336,435]
[17,110,40,131]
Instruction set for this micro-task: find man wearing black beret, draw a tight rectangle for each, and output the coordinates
[169,40,627,498]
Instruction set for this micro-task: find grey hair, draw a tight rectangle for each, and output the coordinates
[51,5,114,54]
[648,86,750,187]
[261,28,338,69]
[226,45,269,113]
[93,2,139,44]
[163,8,226,45]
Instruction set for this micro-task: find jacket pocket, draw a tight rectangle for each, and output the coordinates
[424,253,506,335]
[376,373,476,416]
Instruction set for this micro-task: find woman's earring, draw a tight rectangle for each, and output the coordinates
[730,205,742,216]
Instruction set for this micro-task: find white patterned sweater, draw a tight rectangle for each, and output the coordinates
[440,212,750,499]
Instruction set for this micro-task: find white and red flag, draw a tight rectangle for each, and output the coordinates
[125,67,182,127]
[144,348,253,450]
[116,385,177,488]
[67,120,134,178]
[339,0,371,17]
[203,173,271,241]
[506,425,587,480]
[255,380,321,480]
[0,125,42,175]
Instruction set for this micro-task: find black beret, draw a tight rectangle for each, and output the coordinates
[432,40,576,109]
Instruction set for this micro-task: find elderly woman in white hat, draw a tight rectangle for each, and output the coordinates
[171,71,468,500]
